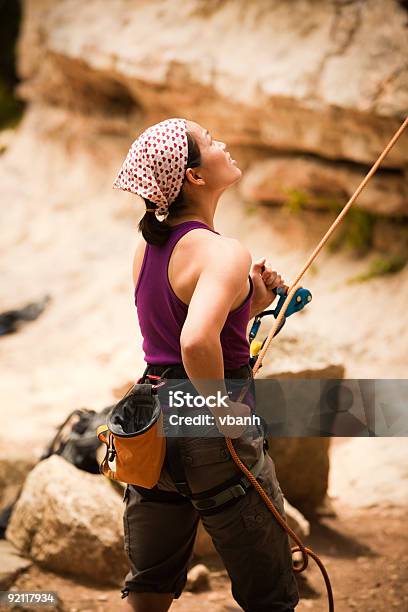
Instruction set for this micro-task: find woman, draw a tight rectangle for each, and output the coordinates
[114,118,299,611]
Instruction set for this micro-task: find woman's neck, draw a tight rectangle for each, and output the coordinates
[167,212,215,230]
[167,189,223,230]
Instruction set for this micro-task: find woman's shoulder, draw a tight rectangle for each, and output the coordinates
[182,226,250,252]
[132,228,251,288]
[180,227,251,266]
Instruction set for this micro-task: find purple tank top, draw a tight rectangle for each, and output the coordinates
[135,221,253,369]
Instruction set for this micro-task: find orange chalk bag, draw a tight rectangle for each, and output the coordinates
[96,376,166,488]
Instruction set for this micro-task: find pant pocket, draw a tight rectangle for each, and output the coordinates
[241,454,287,535]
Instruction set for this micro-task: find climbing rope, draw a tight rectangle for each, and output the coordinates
[226,116,408,611]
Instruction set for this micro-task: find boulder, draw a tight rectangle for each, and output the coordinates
[258,332,345,380]
[185,563,211,592]
[6,455,128,586]
[268,438,331,517]
[257,332,344,515]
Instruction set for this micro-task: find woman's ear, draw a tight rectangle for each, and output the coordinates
[185,167,206,186]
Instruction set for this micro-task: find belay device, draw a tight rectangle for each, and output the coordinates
[249,286,312,368]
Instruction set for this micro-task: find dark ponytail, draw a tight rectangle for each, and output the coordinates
[138,132,201,246]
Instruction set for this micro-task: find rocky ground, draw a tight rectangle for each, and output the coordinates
[0,438,406,612]
[4,505,407,612]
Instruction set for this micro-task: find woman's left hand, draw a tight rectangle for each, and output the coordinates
[250,257,289,314]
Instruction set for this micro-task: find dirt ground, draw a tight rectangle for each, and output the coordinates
[6,505,407,612]
[4,437,407,612]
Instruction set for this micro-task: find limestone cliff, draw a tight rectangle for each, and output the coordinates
[15,0,408,214]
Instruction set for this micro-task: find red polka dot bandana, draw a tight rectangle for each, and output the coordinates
[112,118,189,220]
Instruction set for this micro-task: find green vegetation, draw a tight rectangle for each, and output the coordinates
[345,255,407,285]
[327,206,376,255]
[284,188,342,215]
[283,189,309,213]
[244,201,259,216]
[282,188,376,256]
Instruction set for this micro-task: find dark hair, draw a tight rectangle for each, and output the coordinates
[138,132,202,246]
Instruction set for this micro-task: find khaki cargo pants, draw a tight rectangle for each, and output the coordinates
[121,432,300,611]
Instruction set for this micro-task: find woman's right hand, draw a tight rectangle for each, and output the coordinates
[215,400,252,439]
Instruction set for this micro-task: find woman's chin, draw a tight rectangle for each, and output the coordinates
[220,165,243,190]
[231,165,242,181]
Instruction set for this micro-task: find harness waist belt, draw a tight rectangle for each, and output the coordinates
[189,449,265,511]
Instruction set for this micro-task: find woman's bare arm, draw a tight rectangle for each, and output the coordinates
[180,238,251,393]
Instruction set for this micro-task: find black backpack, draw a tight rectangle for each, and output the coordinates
[0,405,113,538]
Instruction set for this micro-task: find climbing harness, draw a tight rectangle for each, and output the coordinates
[225,116,408,612]
[164,416,266,514]
[97,362,262,499]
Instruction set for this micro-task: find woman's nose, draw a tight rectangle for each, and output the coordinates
[215,140,226,150]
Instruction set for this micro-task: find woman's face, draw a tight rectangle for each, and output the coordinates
[186,120,242,191]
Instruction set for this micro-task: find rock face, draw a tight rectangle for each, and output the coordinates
[6,456,128,586]
[240,157,408,216]
[15,0,408,215]
[329,437,408,510]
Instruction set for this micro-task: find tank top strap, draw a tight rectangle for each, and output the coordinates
[161,221,220,306]
[166,220,220,246]
[135,221,219,301]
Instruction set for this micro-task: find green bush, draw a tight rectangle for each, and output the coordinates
[345,255,407,284]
